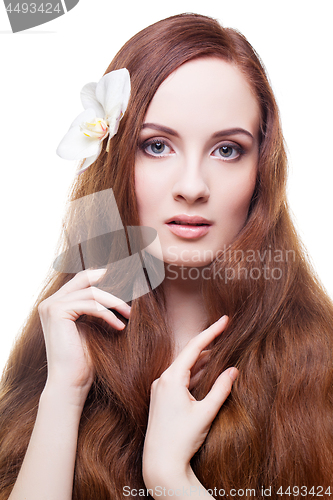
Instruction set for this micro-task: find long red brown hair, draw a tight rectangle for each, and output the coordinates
[1,13,333,499]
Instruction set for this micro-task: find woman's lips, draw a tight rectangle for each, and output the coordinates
[166,222,211,239]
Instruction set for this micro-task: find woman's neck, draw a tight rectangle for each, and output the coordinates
[163,265,209,356]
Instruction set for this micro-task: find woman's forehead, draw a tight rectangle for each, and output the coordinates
[143,58,260,140]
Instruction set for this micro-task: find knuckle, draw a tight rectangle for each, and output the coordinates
[158,370,173,385]
[150,378,160,394]
[71,269,85,280]
[38,297,61,318]
[76,269,91,283]
[38,298,50,315]
[151,378,159,389]
[89,286,98,298]
[37,302,44,315]
[81,269,92,283]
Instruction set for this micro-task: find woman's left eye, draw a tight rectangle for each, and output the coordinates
[211,144,244,160]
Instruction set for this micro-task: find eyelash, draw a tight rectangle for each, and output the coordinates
[139,138,174,158]
[211,144,245,161]
[139,138,245,161]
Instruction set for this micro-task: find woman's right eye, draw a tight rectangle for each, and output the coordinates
[141,139,173,157]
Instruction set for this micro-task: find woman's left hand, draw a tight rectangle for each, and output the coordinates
[142,315,238,491]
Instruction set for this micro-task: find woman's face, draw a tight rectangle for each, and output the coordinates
[135,57,260,268]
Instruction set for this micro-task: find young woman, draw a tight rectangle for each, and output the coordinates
[1,12,333,500]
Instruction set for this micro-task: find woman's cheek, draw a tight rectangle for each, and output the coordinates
[222,175,257,231]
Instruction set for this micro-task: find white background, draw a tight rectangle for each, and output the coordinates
[0,0,332,373]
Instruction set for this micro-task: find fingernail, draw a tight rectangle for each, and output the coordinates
[218,315,227,322]
[228,367,238,382]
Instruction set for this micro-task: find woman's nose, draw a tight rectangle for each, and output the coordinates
[171,155,210,204]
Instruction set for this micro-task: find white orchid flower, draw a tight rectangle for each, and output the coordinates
[56,68,131,174]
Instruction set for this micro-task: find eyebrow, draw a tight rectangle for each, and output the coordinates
[141,123,180,137]
[141,123,254,140]
[212,128,254,140]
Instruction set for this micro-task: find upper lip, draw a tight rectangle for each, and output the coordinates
[165,214,213,225]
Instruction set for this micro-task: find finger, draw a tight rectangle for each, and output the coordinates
[191,350,211,378]
[63,300,128,330]
[171,316,228,374]
[200,367,238,420]
[57,268,108,295]
[61,287,131,318]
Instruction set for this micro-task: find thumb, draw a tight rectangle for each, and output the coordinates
[200,367,238,422]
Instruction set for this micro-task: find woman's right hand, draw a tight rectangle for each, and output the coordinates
[38,268,131,406]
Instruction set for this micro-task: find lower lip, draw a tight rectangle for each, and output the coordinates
[166,223,211,238]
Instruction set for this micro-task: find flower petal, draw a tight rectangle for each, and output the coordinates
[69,108,96,128]
[107,107,122,137]
[96,68,131,120]
[56,124,102,161]
[80,82,104,117]
[76,149,101,175]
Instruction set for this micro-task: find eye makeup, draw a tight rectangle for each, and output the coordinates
[138,137,174,158]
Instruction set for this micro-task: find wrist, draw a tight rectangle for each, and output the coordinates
[143,461,197,493]
[41,380,89,413]
[143,468,210,499]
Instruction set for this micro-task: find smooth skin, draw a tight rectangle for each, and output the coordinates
[8,57,263,499]
[38,268,129,397]
[143,316,238,497]
[135,57,259,269]
[135,58,259,354]
[8,268,131,500]
[8,269,236,500]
